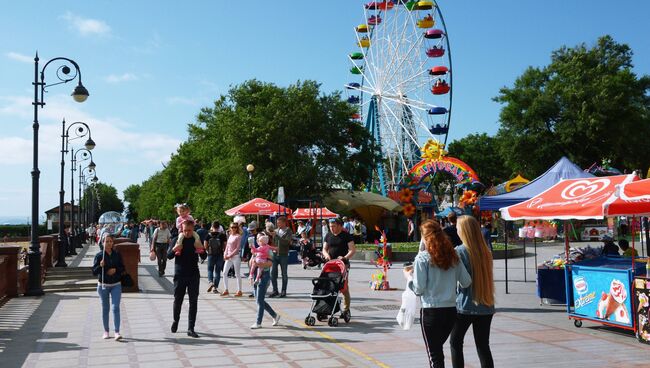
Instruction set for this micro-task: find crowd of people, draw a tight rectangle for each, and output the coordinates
[90,203,495,368]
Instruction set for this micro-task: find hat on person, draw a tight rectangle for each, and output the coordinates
[248,221,258,230]
[329,217,344,225]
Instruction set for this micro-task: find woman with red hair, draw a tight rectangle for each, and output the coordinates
[406,219,471,368]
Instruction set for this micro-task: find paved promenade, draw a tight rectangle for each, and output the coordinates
[1,237,649,367]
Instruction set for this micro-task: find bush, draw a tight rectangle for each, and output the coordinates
[356,242,420,252]
[0,224,49,238]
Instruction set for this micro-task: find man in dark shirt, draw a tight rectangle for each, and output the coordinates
[443,212,463,246]
[270,216,293,298]
[323,218,356,315]
[168,221,207,338]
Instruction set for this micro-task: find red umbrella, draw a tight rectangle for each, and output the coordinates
[225,198,292,216]
[605,177,650,216]
[292,207,339,220]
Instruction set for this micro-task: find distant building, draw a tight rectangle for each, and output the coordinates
[45,203,80,228]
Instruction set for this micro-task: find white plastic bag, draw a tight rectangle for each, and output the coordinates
[396,288,418,330]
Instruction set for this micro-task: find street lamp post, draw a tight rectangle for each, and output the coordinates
[70,148,94,255]
[27,53,89,296]
[246,164,255,200]
[79,165,94,244]
[56,120,94,267]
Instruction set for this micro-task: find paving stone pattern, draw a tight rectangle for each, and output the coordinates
[0,237,649,367]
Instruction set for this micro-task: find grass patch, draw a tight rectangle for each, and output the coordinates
[492,243,523,250]
[356,242,420,252]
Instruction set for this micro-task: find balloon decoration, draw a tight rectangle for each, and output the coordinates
[518,221,558,239]
[459,190,478,208]
[370,226,392,291]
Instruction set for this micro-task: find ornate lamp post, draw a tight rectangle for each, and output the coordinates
[70,148,94,255]
[27,53,89,296]
[56,120,94,267]
[246,164,255,200]
[78,165,95,239]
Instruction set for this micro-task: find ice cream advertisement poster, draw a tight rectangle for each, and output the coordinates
[571,268,632,327]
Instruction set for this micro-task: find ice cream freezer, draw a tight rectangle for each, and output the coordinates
[564,257,647,332]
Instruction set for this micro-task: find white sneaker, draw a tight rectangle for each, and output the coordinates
[272,315,281,326]
[102,332,110,339]
[114,332,122,341]
[250,323,262,329]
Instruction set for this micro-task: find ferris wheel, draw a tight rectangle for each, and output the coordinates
[346,0,453,195]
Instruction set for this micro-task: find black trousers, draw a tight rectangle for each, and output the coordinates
[420,307,457,368]
[154,243,168,274]
[450,313,494,368]
[173,275,199,330]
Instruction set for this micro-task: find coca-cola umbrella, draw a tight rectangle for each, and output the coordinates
[225,198,292,216]
[292,207,339,220]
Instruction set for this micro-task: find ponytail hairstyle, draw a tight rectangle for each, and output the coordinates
[420,219,459,270]
[457,216,495,306]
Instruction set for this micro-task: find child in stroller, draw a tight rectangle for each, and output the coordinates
[304,259,351,327]
[299,231,324,269]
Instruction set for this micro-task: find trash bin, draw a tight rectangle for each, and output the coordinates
[115,242,140,292]
[288,250,300,264]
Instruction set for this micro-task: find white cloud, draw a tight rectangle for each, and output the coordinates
[6,52,32,63]
[61,12,111,37]
[104,73,138,84]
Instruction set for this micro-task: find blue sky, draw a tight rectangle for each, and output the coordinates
[1,0,649,220]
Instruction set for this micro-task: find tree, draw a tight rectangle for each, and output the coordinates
[447,133,511,186]
[132,80,379,223]
[85,183,124,222]
[123,184,141,221]
[494,35,650,178]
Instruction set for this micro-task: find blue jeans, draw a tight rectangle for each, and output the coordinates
[271,254,288,293]
[207,255,224,287]
[254,270,277,324]
[97,283,122,332]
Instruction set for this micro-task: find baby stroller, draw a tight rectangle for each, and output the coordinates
[300,240,324,269]
[304,259,351,327]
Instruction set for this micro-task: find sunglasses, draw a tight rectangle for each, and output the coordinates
[230,226,238,229]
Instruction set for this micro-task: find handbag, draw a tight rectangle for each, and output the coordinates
[120,272,134,288]
[396,288,418,330]
[149,250,156,261]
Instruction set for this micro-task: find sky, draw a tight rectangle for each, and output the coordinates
[1,0,649,222]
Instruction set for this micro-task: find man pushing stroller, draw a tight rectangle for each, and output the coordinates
[322,218,356,315]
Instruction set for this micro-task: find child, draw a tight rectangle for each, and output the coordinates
[249,233,276,284]
[174,203,204,255]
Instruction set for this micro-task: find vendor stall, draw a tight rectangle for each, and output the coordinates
[500,173,650,337]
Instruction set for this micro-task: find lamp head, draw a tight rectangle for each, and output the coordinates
[84,138,96,150]
[91,176,98,183]
[72,82,89,103]
[88,161,96,171]
[246,164,255,173]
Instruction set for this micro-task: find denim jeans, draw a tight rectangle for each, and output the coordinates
[254,270,277,324]
[207,255,224,287]
[271,254,288,293]
[97,283,122,333]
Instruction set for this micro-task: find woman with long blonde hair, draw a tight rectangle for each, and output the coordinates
[451,216,495,368]
[406,220,471,368]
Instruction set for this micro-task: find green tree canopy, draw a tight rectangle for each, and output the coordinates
[85,182,124,222]
[123,184,141,221]
[494,35,650,178]
[447,133,510,186]
[133,80,379,223]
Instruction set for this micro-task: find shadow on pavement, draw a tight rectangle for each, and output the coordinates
[126,335,242,346]
[0,294,86,367]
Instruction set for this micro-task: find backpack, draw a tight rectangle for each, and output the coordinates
[207,233,224,256]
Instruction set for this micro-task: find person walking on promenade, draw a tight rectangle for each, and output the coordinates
[128,222,139,243]
[150,221,172,277]
[405,219,471,368]
[168,221,207,338]
[205,221,226,293]
[323,218,356,314]
[92,234,125,341]
[451,216,495,368]
[270,216,292,298]
[222,222,243,297]
[444,212,463,247]
[250,242,281,329]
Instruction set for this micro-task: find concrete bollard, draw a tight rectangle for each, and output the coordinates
[39,235,55,269]
[0,245,22,297]
[115,242,140,292]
